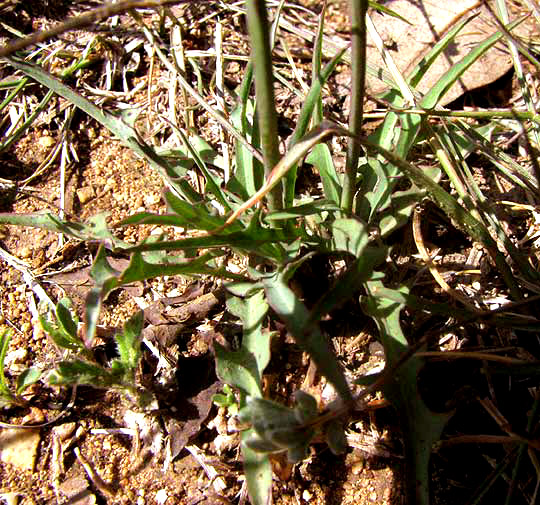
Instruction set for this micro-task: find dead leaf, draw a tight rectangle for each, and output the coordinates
[166,380,222,461]
[144,287,224,327]
[46,257,143,309]
[367,0,534,105]
[58,475,97,505]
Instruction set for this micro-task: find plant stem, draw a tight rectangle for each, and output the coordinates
[245,0,282,212]
[341,0,368,213]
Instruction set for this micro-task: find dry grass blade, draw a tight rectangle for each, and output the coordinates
[412,207,480,311]
[0,0,197,58]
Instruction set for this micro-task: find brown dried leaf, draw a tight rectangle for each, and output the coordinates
[367,0,534,104]
[166,379,222,461]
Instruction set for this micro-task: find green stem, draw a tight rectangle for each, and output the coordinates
[245,0,282,212]
[341,0,368,212]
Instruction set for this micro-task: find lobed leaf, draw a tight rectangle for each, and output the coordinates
[16,368,42,396]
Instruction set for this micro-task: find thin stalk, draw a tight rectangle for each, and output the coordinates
[0,77,27,114]
[0,88,54,153]
[245,0,282,212]
[383,107,540,124]
[341,0,368,212]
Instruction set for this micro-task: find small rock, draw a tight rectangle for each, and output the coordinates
[38,135,55,149]
[302,489,312,501]
[0,427,41,471]
[19,246,32,259]
[368,341,385,357]
[155,489,168,505]
[76,187,95,204]
[53,422,77,442]
[144,194,160,206]
[0,492,19,505]
[351,460,364,475]
[213,433,238,455]
[5,347,28,366]
[59,475,96,505]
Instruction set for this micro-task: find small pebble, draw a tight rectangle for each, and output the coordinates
[38,135,55,148]
[144,194,160,206]
[6,347,28,365]
[351,461,364,475]
[302,489,312,501]
[155,489,168,505]
[19,246,32,259]
[77,186,95,204]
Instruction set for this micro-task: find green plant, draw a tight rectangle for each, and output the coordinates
[40,298,148,405]
[0,1,538,504]
[0,329,41,408]
[212,383,239,416]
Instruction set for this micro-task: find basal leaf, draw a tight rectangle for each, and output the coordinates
[324,419,348,455]
[330,218,370,257]
[214,342,261,397]
[55,299,78,339]
[40,314,85,352]
[116,311,143,370]
[242,433,273,505]
[363,280,450,505]
[293,390,319,424]
[286,442,310,464]
[265,199,340,221]
[49,359,108,385]
[0,329,12,393]
[244,434,282,453]
[235,290,271,373]
[16,367,42,395]
[90,245,120,288]
[84,287,102,348]
[305,143,341,204]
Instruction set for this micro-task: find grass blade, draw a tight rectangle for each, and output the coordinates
[284,45,347,206]
[421,16,527,108]
[8,57,202,203]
